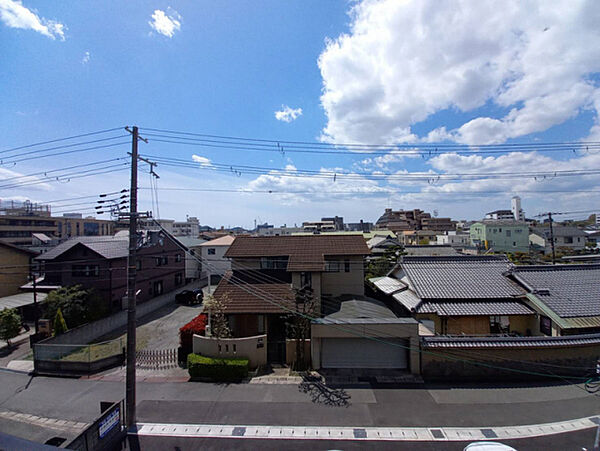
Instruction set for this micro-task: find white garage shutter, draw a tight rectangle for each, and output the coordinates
[321,338,408,369]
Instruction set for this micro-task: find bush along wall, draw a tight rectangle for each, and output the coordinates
[179,314,208,362]
[187,353,249,382]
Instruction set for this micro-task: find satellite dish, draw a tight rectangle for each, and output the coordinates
[433,210,439,217]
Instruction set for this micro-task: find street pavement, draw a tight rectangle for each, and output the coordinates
[0,369,599,448]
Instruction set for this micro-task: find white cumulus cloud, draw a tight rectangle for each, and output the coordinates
[82,51,90,64]
[275,105,303,123]
[0,0,65,40]
[149,8,181,38]
[192,154,212,167]
[318,0,600,145]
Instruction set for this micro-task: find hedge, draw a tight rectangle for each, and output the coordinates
[187,353,249,382]
[179,314,208,355]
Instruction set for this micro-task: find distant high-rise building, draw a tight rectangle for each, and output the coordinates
[511,196,525,221]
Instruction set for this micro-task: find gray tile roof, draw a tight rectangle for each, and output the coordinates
[416,300,533,316]
[511,264,600,318]
[371,276,406,295]
[401,256,524,299]
[403,245,459,257]
[392,289,421,311]
[36,236,129,261]
[422,333,600,348]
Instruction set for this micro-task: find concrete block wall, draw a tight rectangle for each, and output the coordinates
[193,334,267,369]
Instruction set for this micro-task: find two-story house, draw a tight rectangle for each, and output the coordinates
[470,220,529,253]
[36,231,185,313]
[530,226,587,255]
[211,235,370,362]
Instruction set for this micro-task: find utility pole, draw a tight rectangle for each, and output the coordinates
[31,266,38,334]
[123,126,149,430]
[548,212,556,265]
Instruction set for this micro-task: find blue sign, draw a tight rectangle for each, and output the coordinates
[98,407,120,439]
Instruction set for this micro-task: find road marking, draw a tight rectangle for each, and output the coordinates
[135,416,600,441]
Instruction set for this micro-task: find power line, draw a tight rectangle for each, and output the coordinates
[0,141,130,165]
[0,127,123,154]
[0,158,125,183]
[139,127,600,153]
[0,135,129,159]
[140,154,600,182]
[0,163,130,190]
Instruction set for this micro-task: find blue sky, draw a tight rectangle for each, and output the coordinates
[1,0,599,228]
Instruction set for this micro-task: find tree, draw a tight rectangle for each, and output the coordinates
[285,287,317,371]
[0,308,21,346]
[204,294,231,339]
[365,244,404,280]
[53,308,68,336]
[44,285,109,328]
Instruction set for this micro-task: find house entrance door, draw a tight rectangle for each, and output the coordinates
[267,315,286,363]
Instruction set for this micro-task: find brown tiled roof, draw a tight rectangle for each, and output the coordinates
[213,272,295,314]
[225,235,370,272]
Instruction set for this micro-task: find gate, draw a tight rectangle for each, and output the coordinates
[135,348,178,370]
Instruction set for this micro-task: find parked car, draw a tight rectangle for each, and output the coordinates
[464,442,517,451]
[175,289,203,305]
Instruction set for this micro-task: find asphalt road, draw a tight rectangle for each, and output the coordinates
[127,428,598,451]
[0,370,599,448]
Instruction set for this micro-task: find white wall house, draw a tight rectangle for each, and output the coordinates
[436,231,470,247]
[200,235,235,279]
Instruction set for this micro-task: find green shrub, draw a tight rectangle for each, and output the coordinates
[187,353,248,382]
[53,308,68,336]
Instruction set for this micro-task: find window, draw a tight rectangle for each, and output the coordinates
[564,236,573,244]
[260,257,287,270]
[72,264,99,277]
[155,257,162,266]
[513,242,516,246]
[207,248,216,255]
[344,259,350,272]
[300,272,312,289]
[515,229,522,234]
[325,260,341,272]
[153,280,163,296]
[506,230,511,237]
[175,273,183,285]
[136,259,142,270]
[175,253,182,262]
[162,256,168,265]
[498,228,502,232]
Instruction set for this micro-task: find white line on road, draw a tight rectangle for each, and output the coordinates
[135,416,600,441]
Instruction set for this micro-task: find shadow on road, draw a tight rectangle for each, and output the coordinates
[298,374,351,407]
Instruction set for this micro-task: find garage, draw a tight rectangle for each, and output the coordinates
[321,337,409,369]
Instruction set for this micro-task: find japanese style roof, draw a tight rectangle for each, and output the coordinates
[422,333,600,348]
[403,245,460,257]
[511,264,600,318]
[36,235,129,261]
[392,288,421,311]
[401,256,524,299]
[225,235,370,272]
[370,276,406,295]
[212,271,295,314]
[416,300,533,316]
